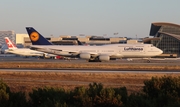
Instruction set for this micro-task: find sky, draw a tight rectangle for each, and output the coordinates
[0,0,180,38]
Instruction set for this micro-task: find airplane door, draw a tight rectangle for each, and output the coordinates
[140,47,146,54]
[119,48,121,53]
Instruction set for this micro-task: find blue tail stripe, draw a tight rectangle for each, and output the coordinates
[26,27,52,45]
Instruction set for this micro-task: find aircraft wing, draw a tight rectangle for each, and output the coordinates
[50,48,78,53]
[30,46,100,57]
[49,48,101,57]
[30,46,79,56]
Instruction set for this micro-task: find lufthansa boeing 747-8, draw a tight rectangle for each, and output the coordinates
[26,27,163,62]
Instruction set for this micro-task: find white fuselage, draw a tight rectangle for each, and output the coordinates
[5,48,44,56]
[30,44,163,60]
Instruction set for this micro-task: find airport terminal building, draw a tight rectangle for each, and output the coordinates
[147,22,180,57]
[0,31,15,45]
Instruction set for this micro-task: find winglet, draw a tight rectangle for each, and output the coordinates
[77,40,83,45]
[4,37,17,49]
[26,27,52,45]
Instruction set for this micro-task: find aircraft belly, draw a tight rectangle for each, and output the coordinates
[110,54,123,58]
[122,52,146,58]
[123,54,151,58]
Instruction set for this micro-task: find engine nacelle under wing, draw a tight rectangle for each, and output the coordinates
[79,53,91,59]
[99,55,110,61]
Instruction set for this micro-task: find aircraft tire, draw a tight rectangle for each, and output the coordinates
[88,59,101,62]
[147,60,150,63]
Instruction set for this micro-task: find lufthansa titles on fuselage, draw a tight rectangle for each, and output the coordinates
[124,47,143,51]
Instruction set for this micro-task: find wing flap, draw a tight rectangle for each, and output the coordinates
[30,46,79,56]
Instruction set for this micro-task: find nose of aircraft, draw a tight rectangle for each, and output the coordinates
[158,49,163,55]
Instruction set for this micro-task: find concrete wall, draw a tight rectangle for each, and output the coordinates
[16,34,29,44]
[110,37,127,43]
[127,40,140,44]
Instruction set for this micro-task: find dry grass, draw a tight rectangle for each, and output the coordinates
[0,62,180,94]
[0,71,180,94]
[0,62,180,70]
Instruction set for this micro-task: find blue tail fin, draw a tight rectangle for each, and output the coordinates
[26,27,52,45]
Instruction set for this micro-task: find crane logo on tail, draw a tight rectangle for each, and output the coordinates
[30,32,39,42]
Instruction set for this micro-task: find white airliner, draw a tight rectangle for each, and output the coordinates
[26,27,163,62]
[4,37,56,58]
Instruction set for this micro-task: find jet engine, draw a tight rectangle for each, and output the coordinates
[99,55,110,61]
[79,53,91,59]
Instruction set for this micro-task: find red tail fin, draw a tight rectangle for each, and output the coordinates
[4,37,17,49]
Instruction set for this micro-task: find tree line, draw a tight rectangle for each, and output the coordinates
[1,76,180,107]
